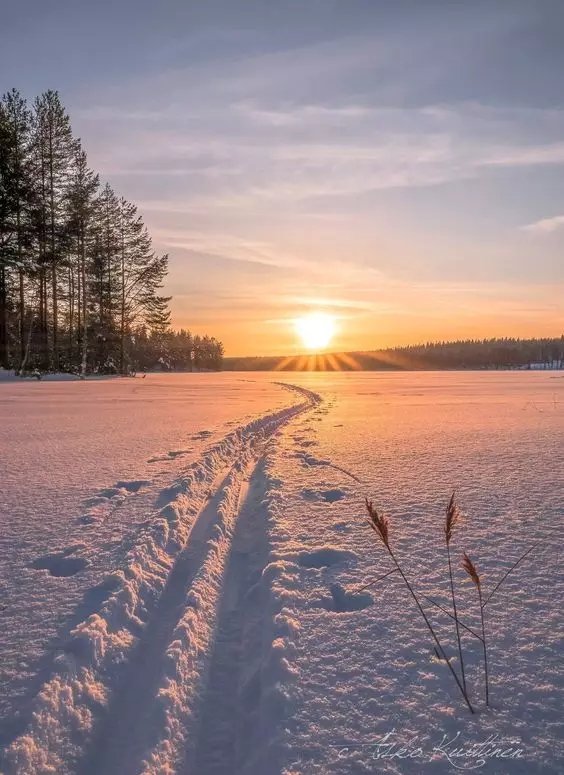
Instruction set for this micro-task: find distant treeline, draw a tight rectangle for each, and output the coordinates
[0,89,223,375]
[136,329,224,373]
[224,337,564,371]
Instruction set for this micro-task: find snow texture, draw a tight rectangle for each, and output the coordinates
[1,371,563,775]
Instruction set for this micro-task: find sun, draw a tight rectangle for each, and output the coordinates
[295,312,336,351]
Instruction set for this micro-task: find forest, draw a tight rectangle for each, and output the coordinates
[0,89,223,375]
[224,336,564,371]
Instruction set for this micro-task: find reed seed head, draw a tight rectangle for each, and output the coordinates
[462,552,481,590]
[365,498,390,548]
[445,491,460,546]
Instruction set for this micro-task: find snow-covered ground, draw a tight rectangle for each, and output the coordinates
[0,376,295,740]
[0,372,562,774]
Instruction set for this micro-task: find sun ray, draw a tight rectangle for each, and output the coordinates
[336,352,362,370]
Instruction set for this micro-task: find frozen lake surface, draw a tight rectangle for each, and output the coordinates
[0,371,562,774]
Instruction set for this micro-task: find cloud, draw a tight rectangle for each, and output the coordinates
[522,214,564,233]
[150,228,313,272]
[483,143,564,167]
[78,95,564,214]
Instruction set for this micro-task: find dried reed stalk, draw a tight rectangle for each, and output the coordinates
[445,492,467,694]
[365,499,475,713]
[462,553,489,706]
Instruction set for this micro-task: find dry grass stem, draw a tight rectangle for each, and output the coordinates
[352,567,400,594]
[424,596,484,642]
[481,530,556,607]
[445,492,467,694]
[364,500,475,714]
[462,553,489,706]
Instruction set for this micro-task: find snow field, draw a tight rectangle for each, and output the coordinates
[1,371,562,775]
[250,373,564,775]
[2,384,321,775]
[0,374,296,732]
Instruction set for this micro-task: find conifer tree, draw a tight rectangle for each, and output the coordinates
[33,91,74,369]
[66,144,99,375]
[0,90,36,369]
[0,98,16,367]
[116,196,170,372]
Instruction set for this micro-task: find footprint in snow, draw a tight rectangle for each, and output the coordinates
[30,546,90,577]
[76,514,99,526]
[115,480,152,493]
[98,487,123,498]
[97,480,151,498]
[297,547,357,568]
[294,439,318,449]
[83,495,109,507]
[80,575,121,613]
[192,430,213,440]
[324,582,374,612]
[295,452,327,467]
[156,481,186,507]
[295,452,362,484]
[301,487,347,503]
[148,450,191,463]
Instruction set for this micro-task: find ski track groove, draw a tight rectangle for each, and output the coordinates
[3,382,320,775]
[80,463,238,775]
[188,458,271,775]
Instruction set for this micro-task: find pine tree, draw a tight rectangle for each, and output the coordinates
[0,90,35,368]
[91,182,120,370]
[33,91,74,369]
[0,97,16,367]
[116,196,170,373]
[66,144,99,375]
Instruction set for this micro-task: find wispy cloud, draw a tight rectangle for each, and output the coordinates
[522,214,564,233]
[483,143,564,167]
[150,228,313,272]
[79,97,564,212]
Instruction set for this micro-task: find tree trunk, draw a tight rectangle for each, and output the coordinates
[14,124,25,371]
[68,263,74,363]
[38,268,44,368]
[80,232,88,377]
[49,130,58,371]
[20,303,35,375]
[18,269,25,369]
[43,271,49,368]
[51,253,58,370]
[120,228,125,374]
[77,246,81,353]
[0,267,8,369]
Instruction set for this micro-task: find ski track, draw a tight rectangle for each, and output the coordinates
[2,382,321,775]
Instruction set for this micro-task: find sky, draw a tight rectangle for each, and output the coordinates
[2,0,563,356]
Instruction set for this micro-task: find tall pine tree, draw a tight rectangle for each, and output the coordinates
[116,196,170,372]
[66,144,99,375]
[33,91,74,369]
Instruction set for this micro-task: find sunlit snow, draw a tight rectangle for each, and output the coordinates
[0,372,562,775]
